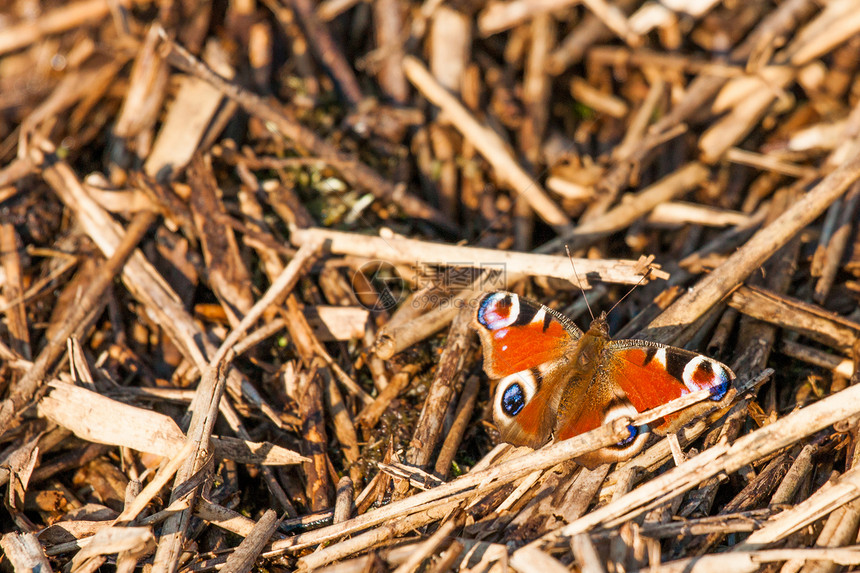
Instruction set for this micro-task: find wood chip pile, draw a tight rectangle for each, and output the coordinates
[1,0,860,571]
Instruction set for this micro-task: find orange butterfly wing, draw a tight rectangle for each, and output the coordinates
[473,292,581,448]
[472,291,580,379]
[606,342,734,433]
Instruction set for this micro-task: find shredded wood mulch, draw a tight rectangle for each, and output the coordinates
[1,0,860,571]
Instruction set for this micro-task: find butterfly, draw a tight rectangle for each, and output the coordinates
[471,291,735,468]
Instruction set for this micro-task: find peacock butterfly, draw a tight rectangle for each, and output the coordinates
[471,291,735,468]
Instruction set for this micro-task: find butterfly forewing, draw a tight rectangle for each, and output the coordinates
[472,292,581,378]
[605,342,734,433]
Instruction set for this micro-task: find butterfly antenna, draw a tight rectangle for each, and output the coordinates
[566,245,595,321]
[606,267,652,318]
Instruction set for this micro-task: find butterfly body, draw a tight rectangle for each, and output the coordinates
[472,291,735,468]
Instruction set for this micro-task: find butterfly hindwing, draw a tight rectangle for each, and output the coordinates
[554,380,651,469]
[491,368,557,448]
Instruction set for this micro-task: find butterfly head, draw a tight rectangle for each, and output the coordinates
[586,312,611,338]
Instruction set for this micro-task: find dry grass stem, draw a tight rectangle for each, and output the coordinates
[4,2,860,570]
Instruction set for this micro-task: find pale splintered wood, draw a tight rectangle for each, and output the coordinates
[727,285,860,353]
[143,74,225,179]
[724,147,816,178]
[305,306,369,341]
[570,77,629,118]
[634,547,860,573]
[0,0,150,55]
[406,307,474,467]
[158,30,453,231]
[403,55,573,234]
[429,6,471,93]
[266,419,631,556]
[571,534,608,573]
[435,375,481,478]
[113,442,195,524]
[293,499,462,570]
[291,227,659,287]
[194,498,271,538]
[781,340,855,378]
[10,1,860,570]
[520,369,860,552]
[38,382,307,465]
[152,240,323,573]
[0,210,157,435]
[700,67,795,162]
[478,0,579,37]
[786,1,860,66]
[643,154,860,345]
[333,477,354,524]
[373,269,527,360]
[265,387,732,557]
[47,456,191,560]
[70,526,154,572]
[539,162,711,253]
[736,464,860,550]
[0,532,54,572]
[220,509,281,573]
[510,546,570,573]
[647,202,751,227]
[0,223,31,360]
[390,515,462,573]
[30,137,284,430]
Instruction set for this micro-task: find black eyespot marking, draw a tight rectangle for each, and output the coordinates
[502,383,526,416]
